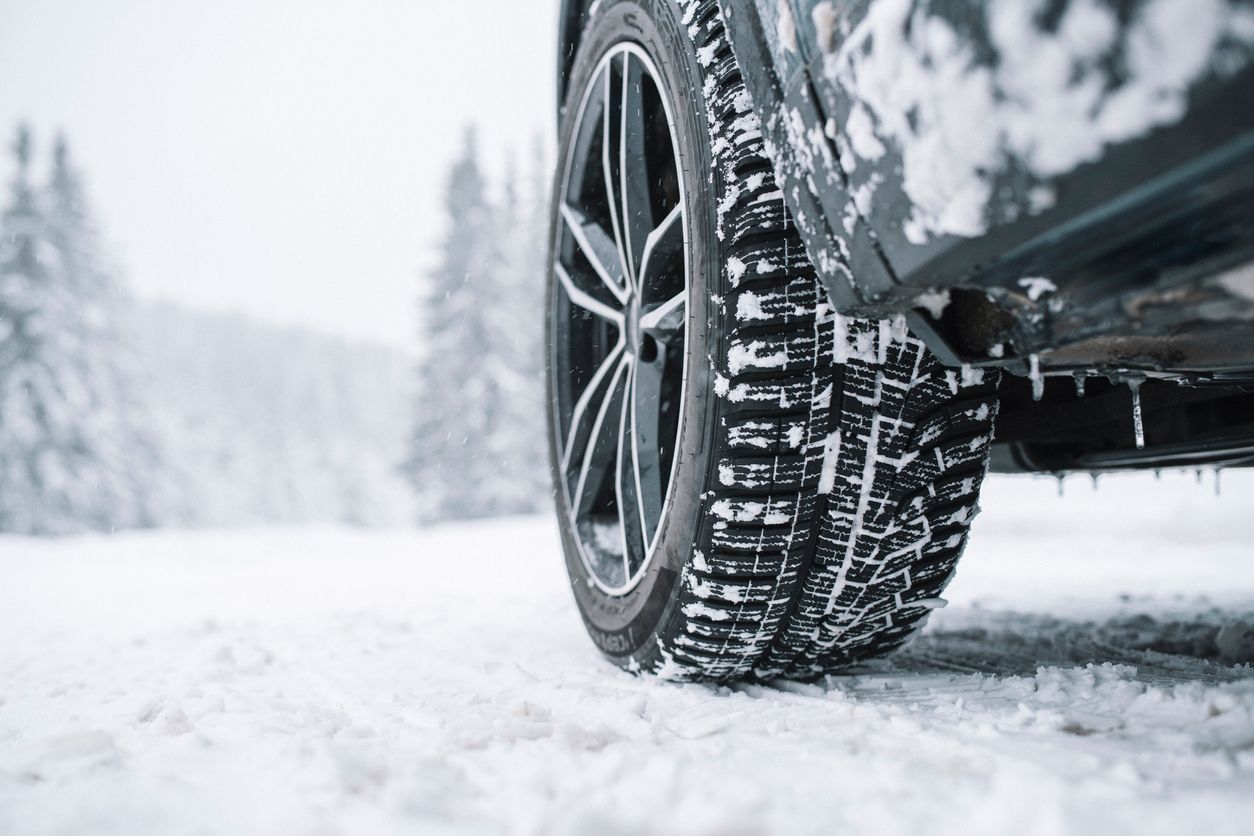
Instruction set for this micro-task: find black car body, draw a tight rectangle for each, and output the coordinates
[560,0,1254,474]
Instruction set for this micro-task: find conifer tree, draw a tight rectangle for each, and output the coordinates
[0,126,159,533]
[0,124,59,532]
[45,133,167,528]
[407,130,560,522]
[407,130,506,521]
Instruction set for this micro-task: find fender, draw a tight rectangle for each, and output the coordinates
[717,2,909,335]
[722,0,1254,372]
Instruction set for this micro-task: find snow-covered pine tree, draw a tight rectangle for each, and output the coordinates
[0,126,160,534]
[407,130,509,521]
[408,131,557,523]
[44,134,170,528]
[485,148,549,514]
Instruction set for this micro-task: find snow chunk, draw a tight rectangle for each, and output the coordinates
[960,365,986,387]
[728,341,789,375]
[846,102,886,161]
[812,1,840,53]
[736,292,769,322]
[817,431,842,495]
[1019,277,1057,302]
[851,175,879,216]
[710,499,762,522]
[776,0,798,52]
[915,289,951,319]
[692,549,711,573]
[682,600,732,622]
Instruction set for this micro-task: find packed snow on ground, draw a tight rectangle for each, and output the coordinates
[1,471,1253,836]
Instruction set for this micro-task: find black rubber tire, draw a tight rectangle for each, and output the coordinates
[548,0,1000,681]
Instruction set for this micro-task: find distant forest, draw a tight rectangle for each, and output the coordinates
[0,125,550,534]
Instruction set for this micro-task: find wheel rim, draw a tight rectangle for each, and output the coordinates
[551,43,690,596]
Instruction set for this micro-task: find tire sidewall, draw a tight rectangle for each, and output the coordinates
[546,0,721,666]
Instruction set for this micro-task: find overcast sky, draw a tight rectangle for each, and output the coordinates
[0,0,558,350]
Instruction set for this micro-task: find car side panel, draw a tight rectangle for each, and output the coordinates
[724,0,1254,356]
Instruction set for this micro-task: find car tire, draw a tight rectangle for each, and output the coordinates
[546,0,999,680]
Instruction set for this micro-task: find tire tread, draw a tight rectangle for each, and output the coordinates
[642,0,999,681]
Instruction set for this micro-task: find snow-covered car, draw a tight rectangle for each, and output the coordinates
[545,0,1254,680]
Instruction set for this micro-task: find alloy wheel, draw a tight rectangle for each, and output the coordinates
[550,42,689,595]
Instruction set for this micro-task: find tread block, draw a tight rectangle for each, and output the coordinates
[716,455,808,492]
[725,415,809,453]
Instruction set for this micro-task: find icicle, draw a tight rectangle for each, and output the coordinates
[1056,474,1065,497]
[1030,354,1044,401]
[1215,468,1223,497]
[1073,372,1086,398]
[1196,468,1204,485]
[1129,378,1145,450]
[1090,473,1100,491]
[1154,469,1161,481]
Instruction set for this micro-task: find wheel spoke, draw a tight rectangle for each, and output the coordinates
[560,203,630,305]
[554,263,624,325]
[637,203,683,289]
[615,359,646,575]
[619,52,653,289]
[631,349,666,552]
[570,353,631,517]
[601,62,633,294]
[562,69,608,227]
[562,341,626,474]
[639,290,686,344]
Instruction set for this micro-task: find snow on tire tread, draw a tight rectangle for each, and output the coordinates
[652,0,999,681]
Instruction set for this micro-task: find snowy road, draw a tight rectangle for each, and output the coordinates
[2,472,1253,836]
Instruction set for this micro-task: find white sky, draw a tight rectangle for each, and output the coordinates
[0,0,558,350]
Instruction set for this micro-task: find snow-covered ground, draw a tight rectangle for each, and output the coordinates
[2,471,1253,836]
